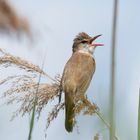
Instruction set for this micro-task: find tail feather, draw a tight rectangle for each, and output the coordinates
[65,93,75,132]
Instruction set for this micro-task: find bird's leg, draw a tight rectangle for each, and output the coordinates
[58,82,63,103]
[58,90,62,103]
[82,96,99,114]
[74,95,99,115]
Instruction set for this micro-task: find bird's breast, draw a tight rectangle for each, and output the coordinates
[62,52,96,95]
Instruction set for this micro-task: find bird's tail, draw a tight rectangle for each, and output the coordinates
[65,93,75,132]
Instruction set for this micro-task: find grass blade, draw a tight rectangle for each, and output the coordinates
[28,98,36,140]
[110,0,119,139]
[28,54,47,140]
[138,88,140,140]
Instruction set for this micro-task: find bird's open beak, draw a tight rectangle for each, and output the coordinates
[89,34,104,47]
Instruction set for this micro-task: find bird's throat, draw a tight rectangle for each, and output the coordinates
[78,50,93,57]
[78,47,95,57]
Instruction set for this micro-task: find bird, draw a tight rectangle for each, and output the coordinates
[61,32,103,132]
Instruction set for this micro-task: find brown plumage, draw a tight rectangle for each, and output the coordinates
[61,32,103,132]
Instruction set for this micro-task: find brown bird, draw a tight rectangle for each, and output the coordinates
[61,32,103,132]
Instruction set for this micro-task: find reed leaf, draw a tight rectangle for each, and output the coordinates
[138,88,140,140]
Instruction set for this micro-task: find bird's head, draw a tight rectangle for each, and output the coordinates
[72,32,103,54]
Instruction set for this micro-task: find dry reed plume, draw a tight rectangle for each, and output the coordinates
[0,48,98,130]
[0,0,31,37]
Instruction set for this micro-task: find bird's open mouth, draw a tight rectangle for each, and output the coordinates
[89,34,104,47]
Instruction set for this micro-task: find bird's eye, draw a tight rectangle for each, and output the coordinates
[81,41,88,47]
[82,41,87,44]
